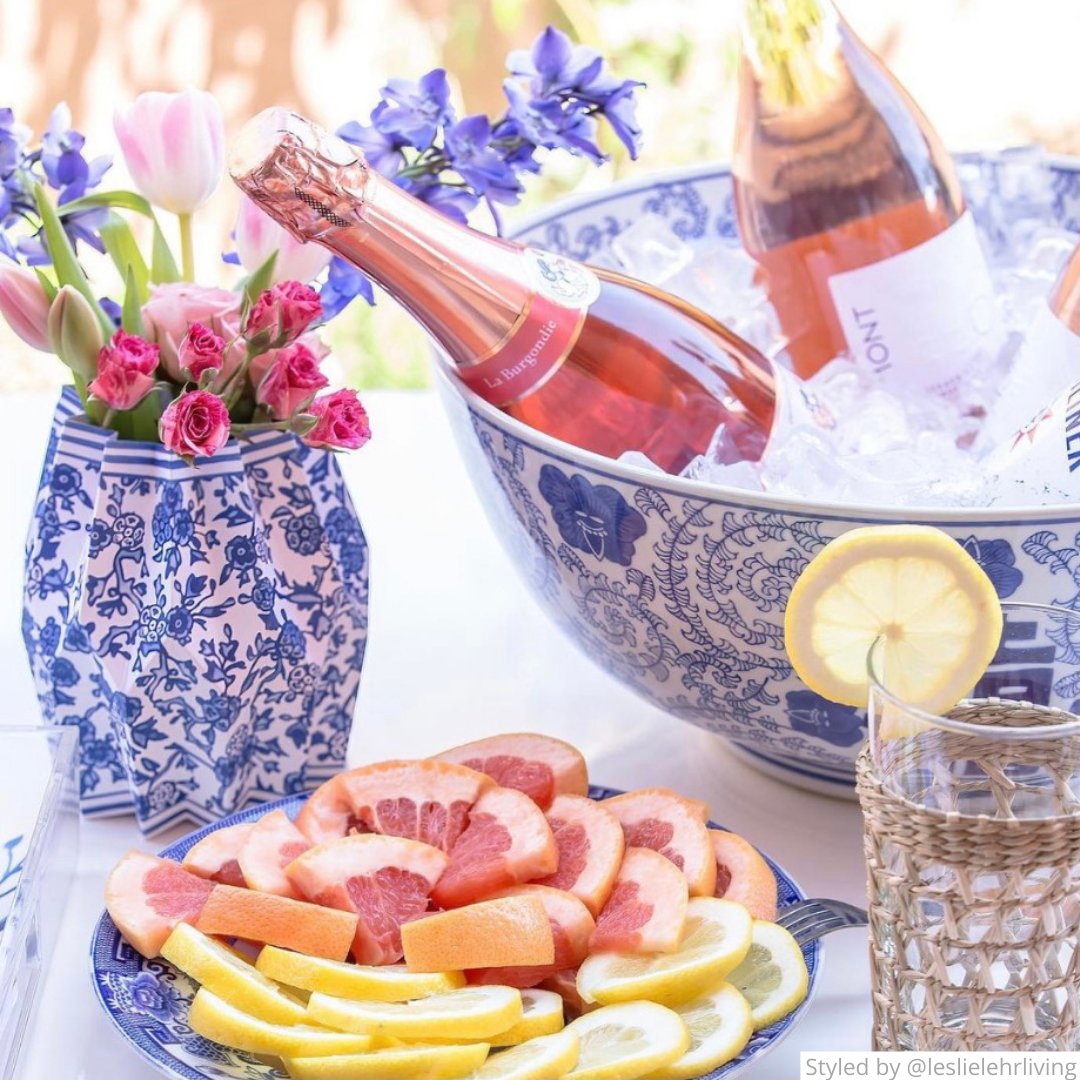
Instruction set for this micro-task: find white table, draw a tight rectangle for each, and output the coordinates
[0,389,872,1079]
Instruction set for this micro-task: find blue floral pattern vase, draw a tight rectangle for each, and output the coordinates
[22,389,369,834]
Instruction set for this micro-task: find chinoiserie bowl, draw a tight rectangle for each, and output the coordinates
[437,153,1080,796]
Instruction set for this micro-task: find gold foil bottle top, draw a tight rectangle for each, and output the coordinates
[229,108,371,243]
[741,0,841,112]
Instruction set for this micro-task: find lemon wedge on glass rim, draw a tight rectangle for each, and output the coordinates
[784,524,1003,721]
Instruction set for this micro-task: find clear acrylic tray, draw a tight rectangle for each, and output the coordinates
[0,726,79,1080]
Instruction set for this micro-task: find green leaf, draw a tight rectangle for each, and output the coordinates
[33,184,113,337]
[240,250,278,310]
[59,188,180,284]
[34,269,58,304]
[121,265,145,336]
[151,227,181,284]
[128,384,168,442]
[100,213,149,304]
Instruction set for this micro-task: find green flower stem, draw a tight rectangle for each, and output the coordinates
[231,420,291,433]
[178,212,195,282]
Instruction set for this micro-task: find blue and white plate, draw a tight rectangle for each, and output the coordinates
[91,787,821,1080]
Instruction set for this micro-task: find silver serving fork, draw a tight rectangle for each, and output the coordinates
[776,898,868,947]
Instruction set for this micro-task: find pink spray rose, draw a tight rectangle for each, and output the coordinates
[244,281,322,348]
[159,390,231,459]
[0,260,51,351]
[248,332,330,389]
[177,322,226,382]
[88,330,160,411]
[257,341,329,419]
[303,389,371,450]
[141,283,244,381]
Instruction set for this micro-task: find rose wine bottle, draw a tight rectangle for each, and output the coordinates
[981,242,1080,446]
[734,0,999,397]
[229,109,787,475]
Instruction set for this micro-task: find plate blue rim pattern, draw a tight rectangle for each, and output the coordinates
[91,787,822,1080]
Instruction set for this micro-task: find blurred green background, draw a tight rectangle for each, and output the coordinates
[1,0,1077,394]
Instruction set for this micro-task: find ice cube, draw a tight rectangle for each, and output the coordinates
[610,215,694,286]
[618,450,665,474]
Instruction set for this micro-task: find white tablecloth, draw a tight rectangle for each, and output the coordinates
[0,389,871,1078]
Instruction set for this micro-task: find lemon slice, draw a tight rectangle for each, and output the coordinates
[161,923,307,1025]
[306,984,522,1040]
[284,1041,490,1079]
[564,1002,689,1080]
[577,897,753,1007]
[642,983,753,1080]
[727,921,809,1030]
[784,525,1002,714]
[468,1028,579,1079]
[493,989,566,1046]
[256,946,465,1002]
[188,987,373,1056]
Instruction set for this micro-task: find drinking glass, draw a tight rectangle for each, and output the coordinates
[858,601,1080,1051]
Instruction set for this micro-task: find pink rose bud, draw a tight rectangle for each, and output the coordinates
[113,90,225,214]
[159,390,231,459]
[178,321,226,382]
[257,341,330,419]
[235,196,332,285]
[141,282,244,382]
[88,330,160,411]
[244,280,322,348]
[303,389,371,450]
[0,260,52,351]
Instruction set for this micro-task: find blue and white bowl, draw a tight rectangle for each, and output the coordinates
[439,153,1080,795]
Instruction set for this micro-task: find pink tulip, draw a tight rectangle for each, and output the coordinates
[88,330,160,411]
[235,196,332,285]
[244,281,322,348]
[114,90,225,214]
[303,389,371,450]
[160,390,231,458]
[257,341,329,419]
[0,261,51,351]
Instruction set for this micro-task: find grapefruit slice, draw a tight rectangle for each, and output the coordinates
[295,774,360,845]
[710,830,779,922]
[533,794,624,916]
[472,885,595,989]
[541,968,593,1018]
[431,786,558,908]
[181,823,254,887]
[194,883,358,961]
[285,833,448,965]
[589,847,689,955]
[341,759,493,852]
[603,788,716,897]
[105,851,214,958]
[402,894,555,973]
[237,809,312,898]
[432,733,588,810]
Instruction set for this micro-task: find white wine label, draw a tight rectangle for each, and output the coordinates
[827,211,1001,400]
[981,302,1080,448]
[985,377,1080,505]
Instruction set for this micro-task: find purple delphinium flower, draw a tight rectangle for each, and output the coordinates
[337,105,407,177]
[0,104,111,265]
[297,24,642,318]
[374,69,455,149]
[318,256,375,321]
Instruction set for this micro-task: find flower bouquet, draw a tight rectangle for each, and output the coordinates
[3,26,640,832]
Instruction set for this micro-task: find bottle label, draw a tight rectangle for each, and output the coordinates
[980,302,1080,449]
[457,249,600,407]
[826,211,1001,400]
[985,377,1080,505]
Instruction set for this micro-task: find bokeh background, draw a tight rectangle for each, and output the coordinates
[2,0,1078,393]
